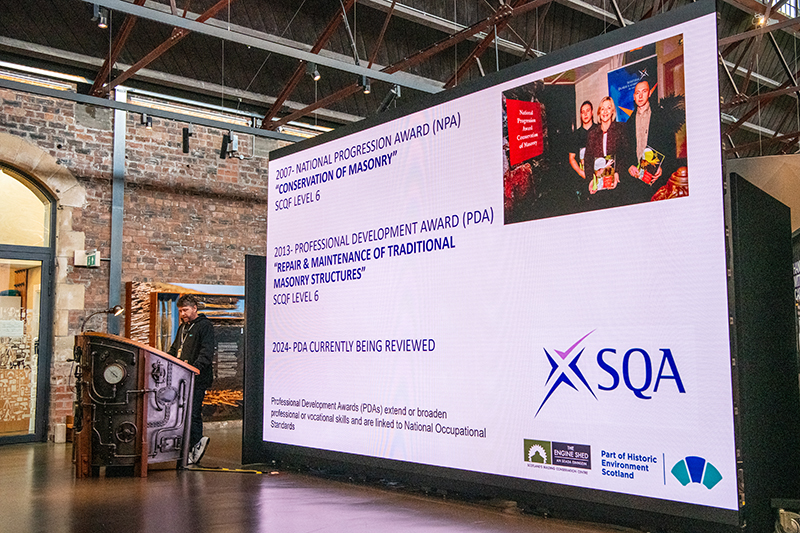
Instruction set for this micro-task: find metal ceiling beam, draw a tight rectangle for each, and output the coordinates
[721,111,779,136]
[718,14,800,45]
[82,0,442,93]
[722,58,783,89]
[368,0,397,67]
[641,0,664,21]
[719,53,742,97]
[555,0,634,26]
[721,82,800,109]
[104,0,236,93]
[130,0,440,92]
[609,0,627,27]
[89,0,147,96]
[388,0,554,75]
[0,36,363,124]
[519,0,551,61]
[720,0,800,39]
[0,77,296,142]
[262,0,356,128]
[444,0,546,89]
[360,0,545,57]
[444,3,514,88]
[267,2,400,130]
[270,0,555,128]
[270,84,364,130]
[768,30,797,85]
[722,65,800,136]
[722,128,800,153]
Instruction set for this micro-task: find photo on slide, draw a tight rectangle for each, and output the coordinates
[502,35,688,224]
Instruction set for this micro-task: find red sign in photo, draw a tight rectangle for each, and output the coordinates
[506,99,543,166]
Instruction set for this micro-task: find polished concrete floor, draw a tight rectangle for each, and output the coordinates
[0,423,626,533]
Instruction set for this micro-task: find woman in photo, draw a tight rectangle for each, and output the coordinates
[583,96,629,209]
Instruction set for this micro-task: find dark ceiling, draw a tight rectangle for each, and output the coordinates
[2,0,800,156]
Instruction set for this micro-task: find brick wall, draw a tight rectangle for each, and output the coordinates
[0,87,288,437]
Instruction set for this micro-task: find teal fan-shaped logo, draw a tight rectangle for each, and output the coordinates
[671,456,722,489]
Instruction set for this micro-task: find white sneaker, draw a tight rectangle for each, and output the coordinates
[188,436,209,465]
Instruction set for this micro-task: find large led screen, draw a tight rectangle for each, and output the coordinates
[264,7,737,520]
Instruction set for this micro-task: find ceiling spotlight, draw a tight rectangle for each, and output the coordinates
[362,75,371,95]
[753,13,766,27]
[93,4,109,29]
[306,62,321,82]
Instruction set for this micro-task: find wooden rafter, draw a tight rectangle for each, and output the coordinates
[103,0,236,94]
[718,15,800,46]
[723,128,800,154]
[722,62,800,136]
[368,0,396,68]
[721,82,800,109]
[89,0,147,96]
[268,0,552,129]
[261,0,356,129]
[269,1,394,131]
[270,84,364,130]
[518,0,550,61]
[443,0,551,89]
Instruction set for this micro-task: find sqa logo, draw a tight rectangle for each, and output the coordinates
[536,330,686,416]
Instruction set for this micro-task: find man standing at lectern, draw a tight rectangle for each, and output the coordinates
[168,294,215,465]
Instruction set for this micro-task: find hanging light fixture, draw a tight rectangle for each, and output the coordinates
[306,62,321,82]
[93,4,109,29]
[362,75,371,95]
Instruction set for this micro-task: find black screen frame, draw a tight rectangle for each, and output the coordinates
[245,2,750,529]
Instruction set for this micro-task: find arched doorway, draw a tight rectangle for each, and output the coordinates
[0,163,55,443]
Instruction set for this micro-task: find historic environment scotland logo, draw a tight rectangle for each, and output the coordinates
[671,456,722,489]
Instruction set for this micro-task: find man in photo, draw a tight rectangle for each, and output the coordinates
[625,79,676,202]
[568,100,596,181]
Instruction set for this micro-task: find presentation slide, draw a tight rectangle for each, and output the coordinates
[265,11,737,514]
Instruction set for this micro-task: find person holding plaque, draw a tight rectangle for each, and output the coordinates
[625,79,676,202]
[583,96,629,209]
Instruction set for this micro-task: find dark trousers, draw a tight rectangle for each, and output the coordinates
[189,384,207,449]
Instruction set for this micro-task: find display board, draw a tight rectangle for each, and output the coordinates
[263,3,737,524]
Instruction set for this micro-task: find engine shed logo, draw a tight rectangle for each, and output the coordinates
[524,439,591,470]
[535,330,686,416]
[524,439,551,463]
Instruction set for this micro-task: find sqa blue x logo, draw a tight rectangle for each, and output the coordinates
[536,330,597,417]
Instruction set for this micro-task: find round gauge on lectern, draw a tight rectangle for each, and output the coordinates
[103,363,126,385]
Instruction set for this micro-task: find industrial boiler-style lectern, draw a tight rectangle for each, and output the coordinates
[73,332,198,477]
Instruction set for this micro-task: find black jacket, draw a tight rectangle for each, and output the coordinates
[168,314,215,388]
[624,104,677,203]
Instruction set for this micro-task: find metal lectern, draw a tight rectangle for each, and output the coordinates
[73,332,198,477]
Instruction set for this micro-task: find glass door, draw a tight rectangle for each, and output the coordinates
[0,259,42,436]
[0,163,54,443]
